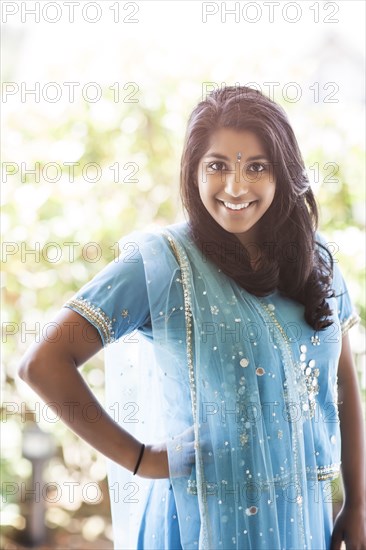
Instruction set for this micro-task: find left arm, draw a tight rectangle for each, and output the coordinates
[330,332,366,550]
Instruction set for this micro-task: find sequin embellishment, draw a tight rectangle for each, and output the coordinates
[63,296,114,345]
[311,333,320,346]
[245,506,258,515]
[298,345,320,418]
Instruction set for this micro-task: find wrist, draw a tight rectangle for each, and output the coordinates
[132,443,145,476]
[135,442,169,479]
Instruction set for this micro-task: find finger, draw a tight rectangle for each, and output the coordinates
[183,442,196,456]
[330,529,343,550]
[182,425,195,442]
[198,422,211,439]
[184,450,195,465]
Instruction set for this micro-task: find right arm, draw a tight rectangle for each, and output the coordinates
[18,307,169,478]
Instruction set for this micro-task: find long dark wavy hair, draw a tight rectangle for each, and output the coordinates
[180,86,334,331]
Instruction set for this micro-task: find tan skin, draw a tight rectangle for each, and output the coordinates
[330,333,366,550]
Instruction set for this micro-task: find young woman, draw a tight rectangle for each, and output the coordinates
[18,86,365,549]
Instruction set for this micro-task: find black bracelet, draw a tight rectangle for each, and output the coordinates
[133,443,145,476]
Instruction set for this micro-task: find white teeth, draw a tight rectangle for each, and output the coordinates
[223,201,252,210]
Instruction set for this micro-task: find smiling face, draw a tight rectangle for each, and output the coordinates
[196,128,276,247]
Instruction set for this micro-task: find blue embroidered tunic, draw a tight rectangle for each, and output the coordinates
[63,222,359,550]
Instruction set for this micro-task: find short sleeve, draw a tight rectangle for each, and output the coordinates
[316,232,360,335]
[62,244,150,347]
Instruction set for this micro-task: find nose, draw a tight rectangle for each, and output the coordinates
[223,167,250,198]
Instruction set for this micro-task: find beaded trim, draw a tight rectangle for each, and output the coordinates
[341,312,360,335]
[162,233,196,414]
[187,463,341,494]
[162,230,210,549]
[63,297,114,345]
[258,300,306,546]
[316,463,341,481]
[260,302,320,420]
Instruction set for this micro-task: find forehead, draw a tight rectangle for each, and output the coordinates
[204,128,266,157]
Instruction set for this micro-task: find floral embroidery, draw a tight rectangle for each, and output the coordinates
[311,333,320,346]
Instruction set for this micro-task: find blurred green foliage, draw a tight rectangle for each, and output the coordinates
[1,79,364,546]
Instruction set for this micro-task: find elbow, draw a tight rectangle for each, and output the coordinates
[18,348,44,385]
[18,356,35,384]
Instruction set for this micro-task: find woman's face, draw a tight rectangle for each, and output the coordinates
[196,128,276,247]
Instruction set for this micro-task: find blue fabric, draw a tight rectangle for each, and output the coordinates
[64,242,152,345]
[63,222,359,549]
[136,480,182,550]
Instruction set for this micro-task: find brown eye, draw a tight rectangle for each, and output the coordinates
[208,161,226,171]
[248,163,266,173]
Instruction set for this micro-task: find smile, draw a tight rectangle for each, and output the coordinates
[220,200,256,211]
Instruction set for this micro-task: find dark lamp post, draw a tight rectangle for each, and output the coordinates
[21,423,56,547]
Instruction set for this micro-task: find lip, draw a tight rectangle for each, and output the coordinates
[218,199,257,212]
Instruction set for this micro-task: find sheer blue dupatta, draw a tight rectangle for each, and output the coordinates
[104,335,163,549]
[162,224,332,550]
[104,221,332,549]
[104,225,196,549]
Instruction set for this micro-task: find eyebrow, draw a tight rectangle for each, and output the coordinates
[203,153,269,162]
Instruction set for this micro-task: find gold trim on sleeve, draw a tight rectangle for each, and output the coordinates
[63,297,114,345]
[317,463,341,481]
[341,312,360,335]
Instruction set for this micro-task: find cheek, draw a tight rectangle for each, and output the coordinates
[197,172,211,197]
[196,169,207,196]
[196,178,205,202]
[198,184,210,206]
[196,163,207,186]
[266,181,276,202]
